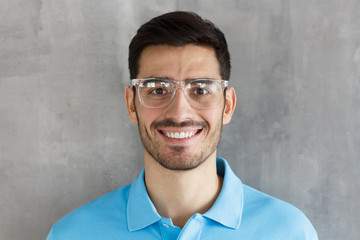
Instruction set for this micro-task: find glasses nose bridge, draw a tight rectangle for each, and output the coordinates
[172,80,189,95]
[169,80,191,105]
[173,80,187,89]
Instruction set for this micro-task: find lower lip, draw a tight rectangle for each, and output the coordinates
[157,130,202,144]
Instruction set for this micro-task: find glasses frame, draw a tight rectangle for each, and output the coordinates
[130,78,229,109]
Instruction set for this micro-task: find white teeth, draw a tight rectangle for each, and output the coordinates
[164,131,196,139]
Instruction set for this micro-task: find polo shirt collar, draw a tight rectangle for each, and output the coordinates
[203,157,244,229]
[127,169,161,231]
[127,157,244,231]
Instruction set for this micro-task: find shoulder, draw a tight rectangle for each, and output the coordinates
[47,184,131,239]
[241,184,318,239]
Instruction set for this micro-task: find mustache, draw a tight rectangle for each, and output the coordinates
[152,119,208,129]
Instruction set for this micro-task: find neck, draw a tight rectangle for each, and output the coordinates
[144,152,223,228]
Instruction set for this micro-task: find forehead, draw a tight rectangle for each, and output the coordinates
[137,44,221,80]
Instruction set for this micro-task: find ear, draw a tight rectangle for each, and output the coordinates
[223,87,236,125]
[125,86,138,124]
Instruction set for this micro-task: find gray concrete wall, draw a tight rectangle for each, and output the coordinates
[1,0,359,239]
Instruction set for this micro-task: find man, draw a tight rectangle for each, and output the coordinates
[47,11,318,239]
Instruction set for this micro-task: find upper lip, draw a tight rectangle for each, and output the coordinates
[152,120,207,129]
[158,127,202,133]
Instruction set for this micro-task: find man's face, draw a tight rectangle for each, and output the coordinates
[125,44,235,171]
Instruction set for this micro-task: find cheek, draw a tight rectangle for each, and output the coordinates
[200,108,224,129]
[136,105,163,129]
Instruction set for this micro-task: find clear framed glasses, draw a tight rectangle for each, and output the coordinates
[131,78,229,109]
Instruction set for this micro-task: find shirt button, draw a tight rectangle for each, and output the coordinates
[163,223,170,228]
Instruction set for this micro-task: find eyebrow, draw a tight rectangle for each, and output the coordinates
[147,76,171,80]
[142,77,218,84]
[146,76,216,80]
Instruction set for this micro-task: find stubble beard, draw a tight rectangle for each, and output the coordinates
[136,114,224,171]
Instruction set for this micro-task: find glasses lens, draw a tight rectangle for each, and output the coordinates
[138,79,173,108]
[134,78,226,109]
[186,79,222,109]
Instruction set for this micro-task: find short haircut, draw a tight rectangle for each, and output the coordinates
[128,11,231,80]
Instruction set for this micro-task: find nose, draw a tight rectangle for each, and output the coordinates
[163,89,195,121]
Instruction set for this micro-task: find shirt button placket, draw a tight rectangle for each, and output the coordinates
[178,214,203,240]
[159,219,181,240]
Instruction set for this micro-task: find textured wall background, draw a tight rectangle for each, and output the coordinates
[1,0,359,239]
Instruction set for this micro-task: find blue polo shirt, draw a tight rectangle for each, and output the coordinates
[47,158,318,239]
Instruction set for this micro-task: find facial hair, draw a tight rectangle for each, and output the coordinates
[135,111,224,171]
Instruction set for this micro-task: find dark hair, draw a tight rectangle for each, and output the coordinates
[128,11,231,80]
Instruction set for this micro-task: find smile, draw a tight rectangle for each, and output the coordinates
[159,129,202,139]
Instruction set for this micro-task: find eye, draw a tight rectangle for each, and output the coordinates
[193,87,209,95]
[142,79,170,96]
[149,88,168,95]
[189,81,214,96]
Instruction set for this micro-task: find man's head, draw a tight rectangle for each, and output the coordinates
[125,12,236,171]
[128,11,231,80]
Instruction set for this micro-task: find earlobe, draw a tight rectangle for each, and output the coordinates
[223,87,236,125]
[125,86,138,124]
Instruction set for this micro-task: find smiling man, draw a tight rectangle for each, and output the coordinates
[47,11,318,239]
